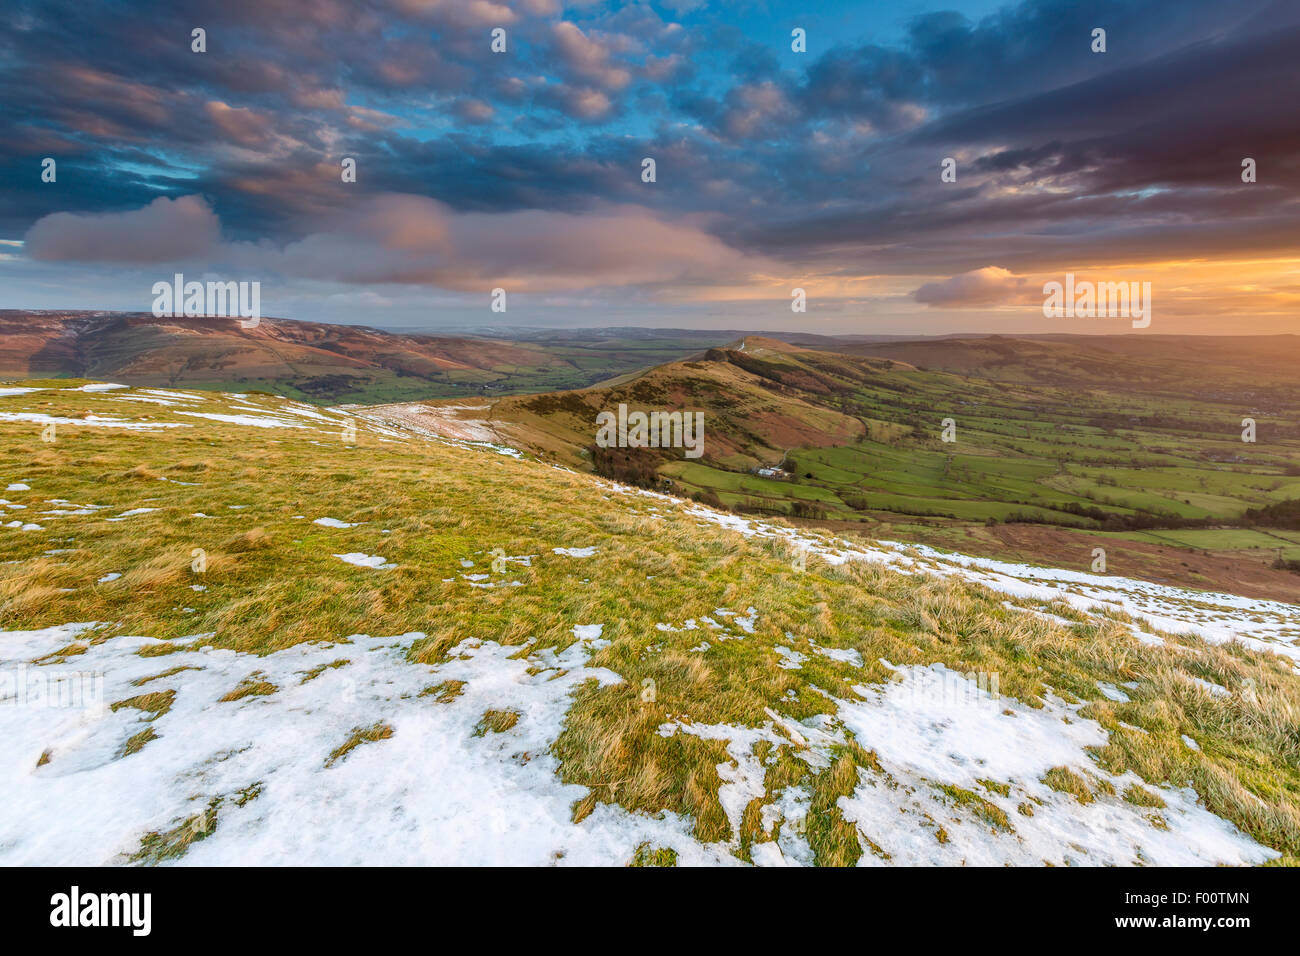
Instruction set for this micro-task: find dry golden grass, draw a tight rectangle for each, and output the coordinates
[130,798,221,864]
[121,727,158,757]
[218,674,278,702]
[1043,767,1095,804]
[111,690,175,719]
[474,709,520,736]
[3,382,1300,864]
[324,722,394,768]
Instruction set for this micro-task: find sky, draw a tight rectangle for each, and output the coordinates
[2,0,1299,335]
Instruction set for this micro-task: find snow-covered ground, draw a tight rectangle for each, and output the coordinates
[833,663,1269,865]
[351,402,523,458]
[678,504,1300,665]
[0,382,1295,866]
[0,624,722,866]
[2,619,1273,866]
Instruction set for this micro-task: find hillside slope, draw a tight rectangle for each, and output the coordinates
[369,336,1300,600]
[0,311,712,405]
[366,338,899,468]
[1,380,1298,865]
[836,334,1300,401]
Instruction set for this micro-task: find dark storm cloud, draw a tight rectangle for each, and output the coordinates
[724,0,1300,269]
[2,0,1299,293]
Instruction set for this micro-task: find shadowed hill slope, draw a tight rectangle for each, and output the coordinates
[377,335,1300,601]
[0,311,717,404]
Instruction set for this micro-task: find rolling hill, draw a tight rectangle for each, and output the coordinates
[368,336,869,470]
[835,334,1300,402]
[0,311,722,404]
[1,380,1297,866]
[377,335,1300,601]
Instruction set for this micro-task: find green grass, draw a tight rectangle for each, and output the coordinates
[601,347,1300,574]
[3,382,1300,864]
[629,843,679,866]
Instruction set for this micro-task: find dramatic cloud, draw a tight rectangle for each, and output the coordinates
[2,0,1298,330]
[204,101,277,149]
[24,196,221,264]
[913,267,1034,307]
[22,191,769,295]
[551,22,632,91]
[254,195,770,292]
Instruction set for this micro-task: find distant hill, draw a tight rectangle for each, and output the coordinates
[0,310,722,404]
[375,333,1300,600]
[371,335,882,472]
[835,334,1300,400]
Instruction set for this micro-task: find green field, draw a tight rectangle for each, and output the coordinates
[642,344,1300,572]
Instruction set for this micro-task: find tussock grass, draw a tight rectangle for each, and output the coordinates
[1124,784,1167,809]
[218,674,278,702]
[1043,767,1095,804]
[978,778,1011,797]
[132,665,200,686]
[130,798,222,864]
[421,679,465,702]
[325,722,393,768]
[807,752,868,865]
[111,690,175,720]
[3,385,1300,863]
[121,727,158,757]
[300,659,349,684]
[629,843,678,867]
[937,784,1015,833]
[474,709,520,736]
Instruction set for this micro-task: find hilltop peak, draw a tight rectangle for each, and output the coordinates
[721,335,803,354]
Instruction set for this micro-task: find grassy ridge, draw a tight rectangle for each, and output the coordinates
[480,339,1300,580]
[0,311,731,405]
[2,382,1299,863]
